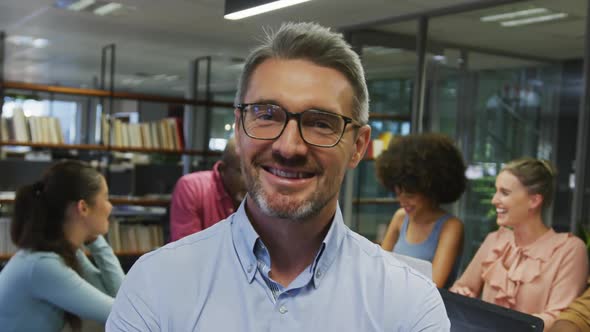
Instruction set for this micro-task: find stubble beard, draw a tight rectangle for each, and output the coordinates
[245,168,337,222]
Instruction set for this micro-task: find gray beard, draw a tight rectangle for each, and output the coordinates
[248,179,328,222]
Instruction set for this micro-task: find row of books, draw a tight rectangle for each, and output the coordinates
[106,219,165,253]
[1,108,64,144]
[0,218,17,255]
[365,132,394,159]
[102,116,184,150]
[0,219,164,256]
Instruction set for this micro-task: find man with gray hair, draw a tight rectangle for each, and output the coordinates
[107,22,450,331]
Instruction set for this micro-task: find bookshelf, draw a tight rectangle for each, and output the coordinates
[349,108,411,241]
[0,76,234,258]
[0,141,222,156]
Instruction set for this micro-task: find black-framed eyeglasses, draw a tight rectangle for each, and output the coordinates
[236,103,361,148]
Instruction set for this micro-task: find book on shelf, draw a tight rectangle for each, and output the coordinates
[364,132,394,159]
[107,218,164,253]
[1,107,64,145]
[102,115,184,151]
[0,217,17,256]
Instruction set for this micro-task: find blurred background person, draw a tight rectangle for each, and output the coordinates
[451,157,588,331]
[376,133,467,288]
[169,137,246,241]
[0,160,124,332]
[549,283,590,332]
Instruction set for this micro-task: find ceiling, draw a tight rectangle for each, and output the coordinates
[1,0,587,97]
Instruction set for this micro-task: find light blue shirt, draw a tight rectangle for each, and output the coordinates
[107,200,450,331]
[0,236,124,332]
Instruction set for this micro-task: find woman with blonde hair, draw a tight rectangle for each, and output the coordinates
[451,157,588,331]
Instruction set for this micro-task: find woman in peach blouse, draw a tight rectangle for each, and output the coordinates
[450,158,588,331]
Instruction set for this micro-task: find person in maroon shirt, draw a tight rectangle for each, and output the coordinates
[169,138,246,241]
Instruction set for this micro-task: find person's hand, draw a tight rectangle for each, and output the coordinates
[84,235,99,245]
[548,320,582,332]
[450,285,475,298]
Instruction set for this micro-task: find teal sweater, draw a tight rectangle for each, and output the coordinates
[0,236,124,332]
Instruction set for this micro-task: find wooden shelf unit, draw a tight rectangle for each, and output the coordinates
[0,141,222,156]
[368,112,411,121]
[1,81,234,108]
[1,197,171,207]
[352,197,399,205]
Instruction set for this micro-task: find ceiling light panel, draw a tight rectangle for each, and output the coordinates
[224,0,312,20]
[500,13,569,27]
[67,0,96,11]
[480,8,549,22]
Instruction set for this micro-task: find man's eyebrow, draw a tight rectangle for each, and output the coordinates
[246,99,282,107]
[245,100,339,115]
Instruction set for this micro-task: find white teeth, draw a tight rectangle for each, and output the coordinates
[270,168,308,179]
[496,208,507,214]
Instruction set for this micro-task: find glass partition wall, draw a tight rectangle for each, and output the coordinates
[343,22,416,242]
[344,0,590,266]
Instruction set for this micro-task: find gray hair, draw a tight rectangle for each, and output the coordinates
[235,22,369,124]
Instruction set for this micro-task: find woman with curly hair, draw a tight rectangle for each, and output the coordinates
[451,158,588,330]
[376,133,467,288]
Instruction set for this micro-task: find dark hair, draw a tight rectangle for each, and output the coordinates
[235,22,369,124]
[501,157,556,209]
[10,159,103,330]
[375,133,467,204]
[221,137,240,167]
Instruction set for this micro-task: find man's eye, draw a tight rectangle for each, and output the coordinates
[311,120,332,129]
[256,112,274,120]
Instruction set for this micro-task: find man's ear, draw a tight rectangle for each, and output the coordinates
[349,125,371,168]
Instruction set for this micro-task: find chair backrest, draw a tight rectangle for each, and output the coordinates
[391,252,433,280]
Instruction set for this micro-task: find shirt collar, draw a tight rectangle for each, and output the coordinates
[231,196,347,287]
[312,205,346,288]
[231,198,259,283]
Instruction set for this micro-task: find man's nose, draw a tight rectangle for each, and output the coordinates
[272,118,308,159]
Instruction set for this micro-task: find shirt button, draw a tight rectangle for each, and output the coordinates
[315,269,322,278]
[247,264,253,273]
[279,306,288,314]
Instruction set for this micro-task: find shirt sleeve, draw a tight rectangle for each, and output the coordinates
[408,282,451,331]
[170,175,203,241]
[106,256,160,332]
[78,235,125,297]
[557,285,590,331]
[450,233,496,298]
[533,238,589,330]
[29,254,116,322]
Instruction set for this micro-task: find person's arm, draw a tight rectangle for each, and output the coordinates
[449,232,495,298]
[550,285,590,332]
[532,238,589,330]
[77,235,125,297]
[170,175,203,241]
[30,255,116,322]
[381,209,404,251]
[549,320,582,332]
[407,281,451,331]
[106,257,159,331]
[431,217,464,288]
